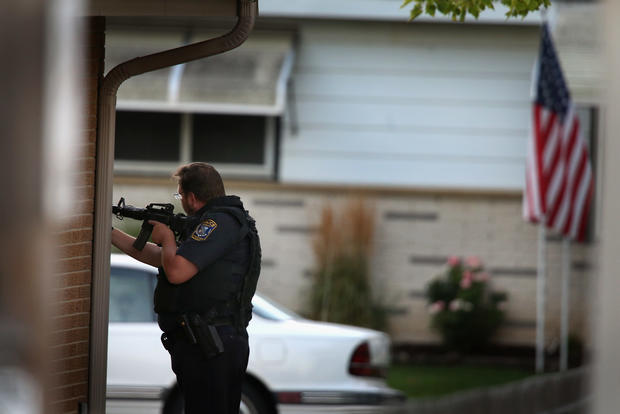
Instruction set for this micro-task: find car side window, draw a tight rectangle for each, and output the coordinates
[109,266,156,323]
[252,294,300,321]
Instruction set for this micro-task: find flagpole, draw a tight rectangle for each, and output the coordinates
[560,237,571,371]
[536,220,547,373]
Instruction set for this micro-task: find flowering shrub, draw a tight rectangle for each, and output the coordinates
[426,256,507,353]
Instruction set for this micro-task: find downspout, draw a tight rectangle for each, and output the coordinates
[89,0,257,411]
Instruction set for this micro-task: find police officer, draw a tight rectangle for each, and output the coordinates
[111,162,260,414]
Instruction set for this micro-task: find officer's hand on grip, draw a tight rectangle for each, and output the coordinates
[149,220,175,246]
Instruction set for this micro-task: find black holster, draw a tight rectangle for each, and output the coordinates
[179,314,225,359]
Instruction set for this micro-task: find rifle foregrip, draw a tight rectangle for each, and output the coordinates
[133,221,153,251]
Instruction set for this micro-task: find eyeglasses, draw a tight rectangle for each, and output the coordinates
[173,192,182,200]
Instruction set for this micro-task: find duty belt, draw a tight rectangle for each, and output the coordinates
[161,313,225,358]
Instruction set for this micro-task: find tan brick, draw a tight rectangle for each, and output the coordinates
[54,299,90,315]
[88,128,98,143]
[59,214,93,231]
[84,56,104,76]
[82,143,96,159]
[55,256,92,273]
[84,95,99,113]
[51,370,88,389]
[53,285,91,302]
[84,81,98,101]
[51,341,90,360]
[52,313,90,331]
[56,229,93,245]
[57,242,92,258]
[50,398,82,414]
[50,383,88,402]
[47,15,104,414]
[50,328,90,347]
[76,157,95,173]
[85,115,97,131]
[64,200,94,215]
[50,355,89,373]
[70,185,94,202]
[69,170,95,186]
[82,78,100,96]
[53,271,91,289]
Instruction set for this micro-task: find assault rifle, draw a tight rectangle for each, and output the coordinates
[112,197,190,250]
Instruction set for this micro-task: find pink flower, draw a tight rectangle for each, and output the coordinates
[465,256,482,269]
[460,272,473,289]
[428,301,445,315]
[474,272,490,282]
[447,256,461,267]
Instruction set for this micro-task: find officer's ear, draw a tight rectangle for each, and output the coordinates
[186,191,197,204]
[187,191,205,209]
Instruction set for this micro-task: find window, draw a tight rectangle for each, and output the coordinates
[109,266,156,323]
[107,28,294,180]
[252,294,300,322]
[115,111,181,162]
[114,111,277,179]
[192,114,266,165]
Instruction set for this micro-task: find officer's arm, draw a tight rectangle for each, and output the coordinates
[111,228,162,268]
[149,220,198,284]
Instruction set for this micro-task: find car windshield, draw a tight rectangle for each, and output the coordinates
[252,294,301,321]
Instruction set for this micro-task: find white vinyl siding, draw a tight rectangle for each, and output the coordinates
[281,22,540,190]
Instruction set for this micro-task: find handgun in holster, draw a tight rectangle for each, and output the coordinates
[180,314,224,358]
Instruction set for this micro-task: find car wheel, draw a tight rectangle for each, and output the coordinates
[162,382,275,414]
[241,381,274,414]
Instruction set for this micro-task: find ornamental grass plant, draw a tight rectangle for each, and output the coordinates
[307,199,388,331]
[426,256,507,353]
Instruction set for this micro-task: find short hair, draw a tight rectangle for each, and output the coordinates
[173,162,225,202]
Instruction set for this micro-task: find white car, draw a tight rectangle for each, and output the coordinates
[107,254,405,414]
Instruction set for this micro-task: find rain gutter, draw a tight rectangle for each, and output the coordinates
[89,1,257,411]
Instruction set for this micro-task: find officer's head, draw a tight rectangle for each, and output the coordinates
[173,162,225,214]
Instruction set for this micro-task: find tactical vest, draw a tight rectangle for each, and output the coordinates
[154,205,261,328]
[210,206,261,327]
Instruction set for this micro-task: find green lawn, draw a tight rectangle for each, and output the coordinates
[387,363,534,399]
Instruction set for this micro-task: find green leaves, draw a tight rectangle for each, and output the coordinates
[425,257,508,352]
[401,0,551,22]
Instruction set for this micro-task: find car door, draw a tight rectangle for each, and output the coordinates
[107,265,175,394]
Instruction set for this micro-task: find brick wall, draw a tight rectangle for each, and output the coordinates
[49,17,105,414]
[238,186,594,348]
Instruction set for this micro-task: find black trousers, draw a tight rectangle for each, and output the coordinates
[167,325,249,414]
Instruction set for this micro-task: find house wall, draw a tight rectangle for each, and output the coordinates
[50,17,104,414]
[113,178,594,348]
[281,21,541,190]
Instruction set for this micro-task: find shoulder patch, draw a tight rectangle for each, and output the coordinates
[191,219,217,241]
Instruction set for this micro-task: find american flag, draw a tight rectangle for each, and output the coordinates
[523,23,594,242]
